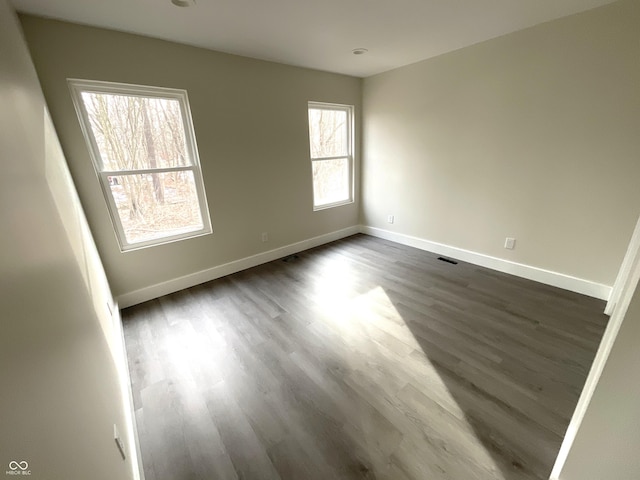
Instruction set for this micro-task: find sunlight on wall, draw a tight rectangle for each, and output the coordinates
[44,107,117,347]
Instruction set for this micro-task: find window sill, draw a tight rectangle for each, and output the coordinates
[313,199,354,212]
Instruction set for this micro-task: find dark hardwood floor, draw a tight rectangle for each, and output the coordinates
[122,234,608,480]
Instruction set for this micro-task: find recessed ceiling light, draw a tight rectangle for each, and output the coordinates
[352,48,368,55]
[171,0,195,7]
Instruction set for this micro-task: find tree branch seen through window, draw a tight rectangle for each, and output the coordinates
[70,80,211,251]
[308,102,353,209]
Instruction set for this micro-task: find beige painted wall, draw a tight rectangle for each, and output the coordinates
[19,15,362,299]
[0,1,137,478]
[362,0,640,286]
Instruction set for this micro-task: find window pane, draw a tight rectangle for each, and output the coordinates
[308,108,348,158]
[81,92,191,171]
[312,158,350,207]
[108,171,203,244]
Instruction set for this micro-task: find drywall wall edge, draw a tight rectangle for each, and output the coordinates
[549,241,640,479]
[361,226,612,300]
[605,214,640,314]
[117,225,360,308]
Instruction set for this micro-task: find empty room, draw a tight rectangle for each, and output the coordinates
[2,0,640,479]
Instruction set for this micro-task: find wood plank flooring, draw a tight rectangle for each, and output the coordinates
[122,234,609,480]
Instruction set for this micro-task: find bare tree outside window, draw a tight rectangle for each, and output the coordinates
[70,80,211,250]
[308,103,353,209]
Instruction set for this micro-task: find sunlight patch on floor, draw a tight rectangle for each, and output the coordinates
[314,280,502,477]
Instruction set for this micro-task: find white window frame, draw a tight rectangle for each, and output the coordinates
[68,79,212,252]
[308,101,354,211]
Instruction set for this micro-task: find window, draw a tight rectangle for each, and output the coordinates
[69,79,212,251]
[308,102,354,210]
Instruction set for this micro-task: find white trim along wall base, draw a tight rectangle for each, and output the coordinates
[118,226,361,308]
[362,226,611,301]
[118,225,611,308]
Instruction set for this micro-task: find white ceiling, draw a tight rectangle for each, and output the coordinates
[12,0,617,77]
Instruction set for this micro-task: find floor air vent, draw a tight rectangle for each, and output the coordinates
[282,254,300,263]
[437,256,458,265]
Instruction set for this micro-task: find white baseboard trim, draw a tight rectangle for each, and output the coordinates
[118,224,612,308]
[360,226,612,301]
[117,226,360,308]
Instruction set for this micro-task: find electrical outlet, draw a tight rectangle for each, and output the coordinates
[114,424,126,461]
[387,215,395,224]
[261,232,268,242]
[504,237,516,250]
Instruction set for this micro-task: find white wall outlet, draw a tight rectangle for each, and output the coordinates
[261,232,268,242]
[114,424,126,461]
[387,215,395,224]
[504,237,516,250]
